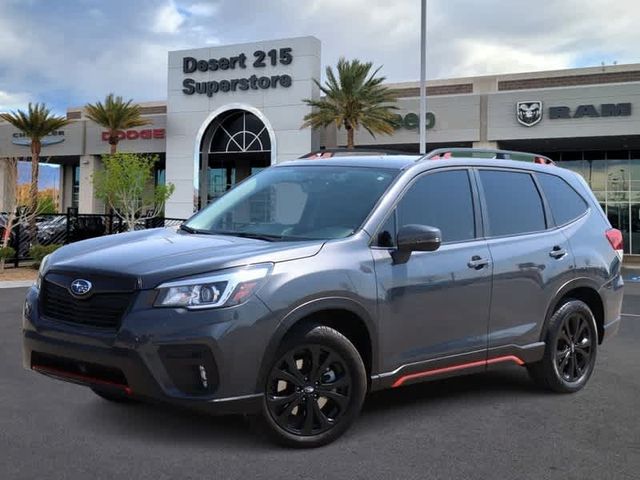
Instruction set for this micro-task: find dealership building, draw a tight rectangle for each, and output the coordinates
[2,36,640,253]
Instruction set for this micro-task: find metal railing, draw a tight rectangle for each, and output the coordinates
[0,208,186,267]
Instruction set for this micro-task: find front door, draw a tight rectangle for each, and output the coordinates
[372,168,492,374]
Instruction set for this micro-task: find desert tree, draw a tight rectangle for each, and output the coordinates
[93,153,175,232]
[85,94,151,154]
[0,104,70,238]
[302,58,398,149]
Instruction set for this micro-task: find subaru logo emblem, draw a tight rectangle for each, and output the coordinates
[70,279,92,297]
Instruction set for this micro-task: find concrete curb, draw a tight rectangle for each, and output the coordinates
[0,280,34,289]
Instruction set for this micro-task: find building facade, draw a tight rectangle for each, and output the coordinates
[2,36,640,253]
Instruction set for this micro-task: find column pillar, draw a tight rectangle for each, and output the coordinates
[60,164,75,212]
[78,155,105,214]
[0,159,16,213]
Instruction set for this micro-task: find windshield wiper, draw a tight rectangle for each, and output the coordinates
[182,226,311,241]
[179,224,213,235]
[210,231,283,242]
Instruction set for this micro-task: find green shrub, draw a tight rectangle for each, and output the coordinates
[0,246,16,260]
[29,244,62,269]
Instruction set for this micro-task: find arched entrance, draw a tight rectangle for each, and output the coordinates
[197,107,274,207]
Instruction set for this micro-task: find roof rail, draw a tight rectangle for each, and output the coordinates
[423,148,555,165]
[300,147,415,158]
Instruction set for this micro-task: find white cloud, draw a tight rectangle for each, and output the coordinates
[185,2,218,17]
[442,41,572,78]
[0,90,30,112]
[1,0,640,112]
[151,1,185,34]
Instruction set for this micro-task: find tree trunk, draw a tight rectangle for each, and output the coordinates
[346,127,354,149]
[109,130,118,155]
[126,217,137,232]
[2,212,15,249]
[29,139,41,242]
[0,258,5,274]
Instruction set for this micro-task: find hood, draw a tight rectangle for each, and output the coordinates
[45,227,324,289]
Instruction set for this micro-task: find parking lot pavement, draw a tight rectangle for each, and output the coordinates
[1,286,639,480]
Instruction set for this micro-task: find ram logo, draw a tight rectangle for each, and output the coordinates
[516,101,543,127]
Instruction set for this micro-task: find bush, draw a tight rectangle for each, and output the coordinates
[0,246,16,260]
[29,244,62,269]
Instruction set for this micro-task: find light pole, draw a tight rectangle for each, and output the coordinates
[419,0,427,154]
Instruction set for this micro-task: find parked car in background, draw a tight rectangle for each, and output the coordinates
[23,148,623,447]
[36,216,68,245]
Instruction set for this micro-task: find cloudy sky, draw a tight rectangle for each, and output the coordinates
[1,0,639,114]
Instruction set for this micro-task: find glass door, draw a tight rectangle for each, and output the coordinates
[606,202,630,254]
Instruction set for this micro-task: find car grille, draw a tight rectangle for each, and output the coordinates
[41,280,133,330]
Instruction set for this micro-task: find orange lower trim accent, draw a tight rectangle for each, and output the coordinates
[391,355,525,388]
[32,364,133,395]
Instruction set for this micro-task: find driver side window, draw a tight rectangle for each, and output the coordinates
[376,169,476,246]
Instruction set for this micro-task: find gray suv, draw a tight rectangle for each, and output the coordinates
[22,149,624,447]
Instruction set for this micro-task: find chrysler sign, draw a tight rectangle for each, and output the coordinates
[12,130,65,146]
[182,47,294,98]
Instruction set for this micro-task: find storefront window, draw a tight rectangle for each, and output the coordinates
[607,203,630,253]
[155,168,166,186]
[72,165,80,209]
[553,150,640,254]
[629,152,640,191]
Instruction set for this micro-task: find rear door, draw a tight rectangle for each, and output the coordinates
[476,168,574,354]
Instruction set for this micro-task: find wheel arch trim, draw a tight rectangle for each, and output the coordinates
[255,296,378,393]
[542,276,604,343]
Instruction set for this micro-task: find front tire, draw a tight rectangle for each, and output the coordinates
[261,325,367,448]
[528,299,598,393]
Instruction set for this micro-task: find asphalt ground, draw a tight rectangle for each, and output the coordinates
[1,284,639,480]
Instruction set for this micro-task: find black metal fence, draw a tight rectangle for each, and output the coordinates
[0,208,185,267]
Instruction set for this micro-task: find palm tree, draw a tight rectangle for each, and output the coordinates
[0,103,70,238]
[302,57,398,149]
[85,94,151,154]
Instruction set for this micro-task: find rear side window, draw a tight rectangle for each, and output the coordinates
[536,173,588,225]
[396,170,476,243]
[479,170,546,237]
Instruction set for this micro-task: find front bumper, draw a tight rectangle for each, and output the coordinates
[22,285,274,415]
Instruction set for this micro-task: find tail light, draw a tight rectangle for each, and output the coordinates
[606,228,624,260]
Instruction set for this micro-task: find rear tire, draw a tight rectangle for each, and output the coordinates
[261,325,367,448]
[91,387,138,404]
[528,299,598,393]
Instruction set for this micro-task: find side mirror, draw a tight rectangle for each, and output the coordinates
[392,224,441,264]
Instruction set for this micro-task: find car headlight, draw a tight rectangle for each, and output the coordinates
[154,263,272,310]
[36,254,51,290]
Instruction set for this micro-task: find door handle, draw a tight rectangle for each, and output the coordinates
[468,255,490,269]
[549,246,567,259]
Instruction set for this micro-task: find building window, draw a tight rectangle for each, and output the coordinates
[72,165,80,209]
[554,150,640,254]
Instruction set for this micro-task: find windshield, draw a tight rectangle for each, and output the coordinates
[185,165,398,241]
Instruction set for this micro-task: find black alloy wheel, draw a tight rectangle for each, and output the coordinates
[528,299,598,393]
[262,325,367,447]
[554,311,593,383]
[267,344,351,436]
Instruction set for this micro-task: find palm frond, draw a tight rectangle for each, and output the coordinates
[0,103,70,140]
[301,58,398,143]
[85,93,151,131]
